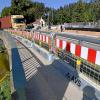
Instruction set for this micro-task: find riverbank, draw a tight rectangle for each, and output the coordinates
[0,39,9,80]
[0,75,11,100]
[0,37,10,99]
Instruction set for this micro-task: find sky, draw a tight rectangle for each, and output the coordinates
[0,0,11,12]
[33,0,78,9]
[0,0,78,13]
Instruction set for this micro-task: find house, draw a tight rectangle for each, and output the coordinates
[33,17,46,27]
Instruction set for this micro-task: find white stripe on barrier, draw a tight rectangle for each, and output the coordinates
[62,40,66,50]
[46,36,48,43]
[70,43,75,54]
[81,46,88,60]
[95,51,100,65]
[36,33,38,39]
[56,38,59,48]
[38,34,39,40]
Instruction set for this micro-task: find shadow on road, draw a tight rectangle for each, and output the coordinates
[26,49,81,100]
[11,48,27,100]
[11,39,99,100]
[83,86,98,100]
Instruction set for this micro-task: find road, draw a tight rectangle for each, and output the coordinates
[14,36,100,100]
[1,31,99,100]
[57,33,100,45]
[2,32,99,100]
[14,38,85,100]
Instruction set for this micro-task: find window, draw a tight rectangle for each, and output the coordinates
[14,18,25,23]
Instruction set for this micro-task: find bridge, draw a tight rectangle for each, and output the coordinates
[1,30,100,100]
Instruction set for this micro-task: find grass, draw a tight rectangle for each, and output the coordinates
[0,38,10,99]
[0,38,9,80]
[0,75,11,100]
[0,51,10,80]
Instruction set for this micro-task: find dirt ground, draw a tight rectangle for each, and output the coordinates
[50,28,100,38]
[64,29,100,37]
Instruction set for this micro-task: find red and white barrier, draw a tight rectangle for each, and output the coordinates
[6,30,100,66]
[55,38,100,66]
[95,51,100,65]
[62,40,66,50]
[33,32,50,44]
[46,36,49,44]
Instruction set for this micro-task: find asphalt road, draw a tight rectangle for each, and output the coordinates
[57,33,100,45]
[35,30,100,44]
[15,38,95,100]
[2,31,100,100]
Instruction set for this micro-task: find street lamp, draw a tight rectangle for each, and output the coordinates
[48,12,50,29]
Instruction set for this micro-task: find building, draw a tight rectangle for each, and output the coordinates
[33,17,46,27]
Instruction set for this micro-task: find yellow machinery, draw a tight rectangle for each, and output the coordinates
[11,15,26,29]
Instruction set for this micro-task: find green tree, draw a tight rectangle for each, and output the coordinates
[10,0,46,23]
[1,0,100,24]
[1,7,11,17]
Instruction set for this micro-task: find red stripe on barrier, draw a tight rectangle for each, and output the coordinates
[42,35,43,41]
[39,34,40,40]
[38,34,39,40]
[66,42,70,52]
[43,35,45,42]
[87,48,96,63]
[59,40,62,49]
[40,34,42,41]
[44,35,46,42]
[75,45,81,57]
[48,36,50,44]
[36,33,38,39]
[35,33,36,39]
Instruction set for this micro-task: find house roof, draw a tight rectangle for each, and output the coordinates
[33,19,41,24]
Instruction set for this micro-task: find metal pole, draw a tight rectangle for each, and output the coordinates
[48,12,50,29]
[52,8,53,25]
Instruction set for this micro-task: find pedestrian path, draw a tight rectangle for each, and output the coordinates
[16,41,57,100]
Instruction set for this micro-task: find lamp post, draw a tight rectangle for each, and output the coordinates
[45,12,50,29]
[52,8,54,25]
[47,12,49,28]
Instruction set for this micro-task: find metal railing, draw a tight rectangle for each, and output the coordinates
[64,21,100,29]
